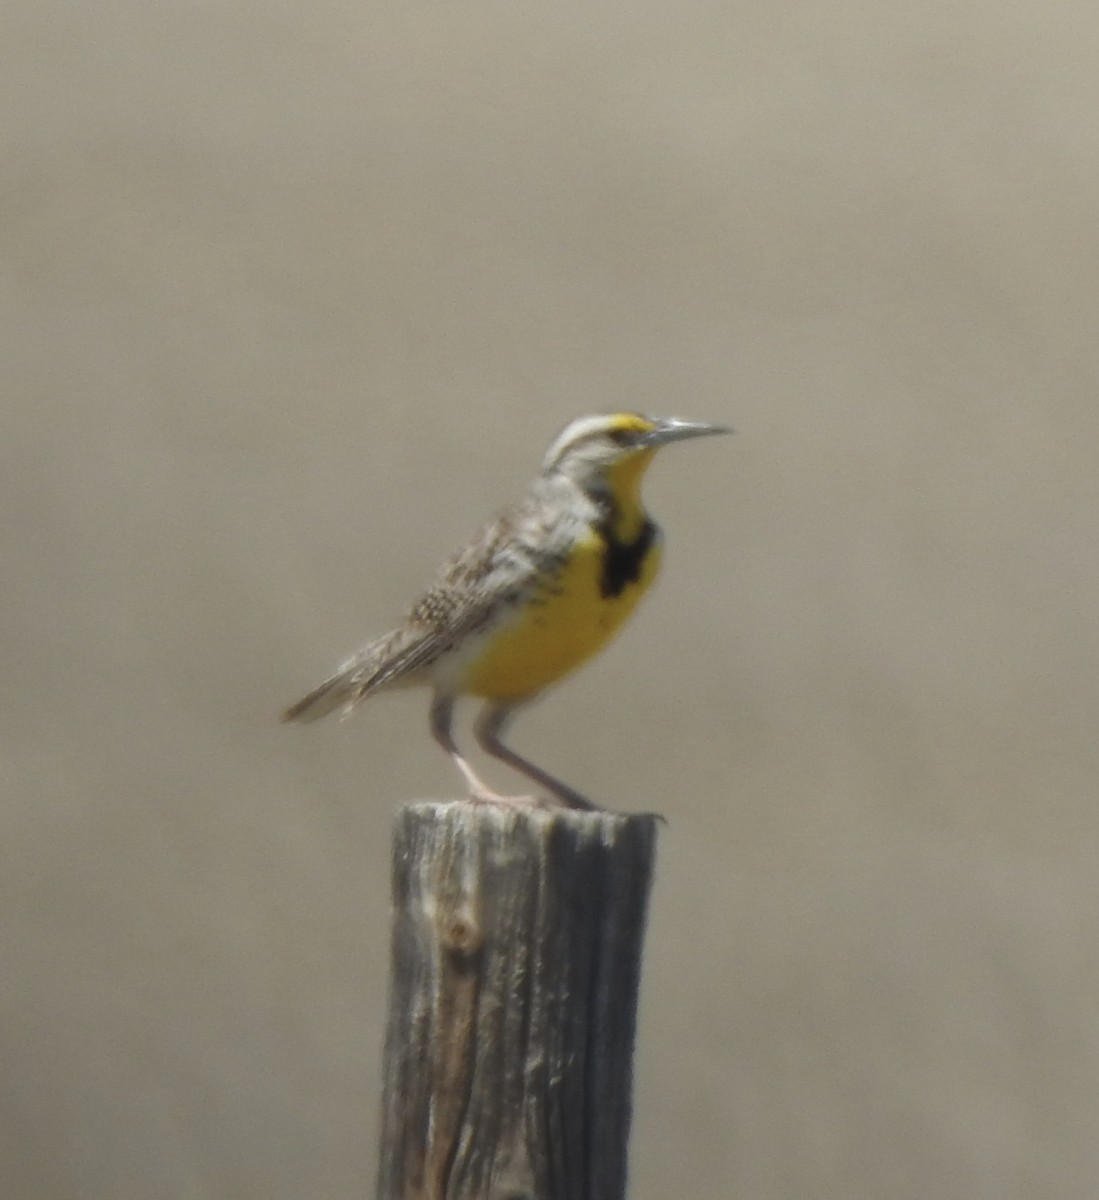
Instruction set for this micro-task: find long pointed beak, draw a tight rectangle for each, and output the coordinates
[644,418,733,447]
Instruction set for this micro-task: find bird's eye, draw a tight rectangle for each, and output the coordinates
[607,427,635,447]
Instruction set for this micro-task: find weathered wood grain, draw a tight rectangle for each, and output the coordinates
[377,802,658,1200]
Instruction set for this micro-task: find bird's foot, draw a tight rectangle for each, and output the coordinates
[635,809,668,825]
[464,785,553,809]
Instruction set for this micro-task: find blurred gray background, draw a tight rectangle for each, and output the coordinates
[3,1,1098,1197]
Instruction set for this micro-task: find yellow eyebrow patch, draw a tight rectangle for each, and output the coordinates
[605,412,656,436]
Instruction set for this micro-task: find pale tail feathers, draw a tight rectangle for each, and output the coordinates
[280,628,426,724]
[280,668,364,723]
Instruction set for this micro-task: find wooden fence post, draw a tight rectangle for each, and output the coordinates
[376,801,658,1200]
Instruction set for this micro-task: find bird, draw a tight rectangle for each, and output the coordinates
[281,412,730,809]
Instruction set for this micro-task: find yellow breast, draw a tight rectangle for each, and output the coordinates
[460,527,662,701]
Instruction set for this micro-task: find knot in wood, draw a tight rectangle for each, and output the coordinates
[439,908,482,959]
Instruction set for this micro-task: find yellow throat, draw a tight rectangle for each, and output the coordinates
[461,446,662,701]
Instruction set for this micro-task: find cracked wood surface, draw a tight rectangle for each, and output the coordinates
[377,802,657,1200]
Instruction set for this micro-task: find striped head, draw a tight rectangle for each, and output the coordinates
[541,412,730,493]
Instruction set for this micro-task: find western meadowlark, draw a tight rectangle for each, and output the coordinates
[281,412,729,809]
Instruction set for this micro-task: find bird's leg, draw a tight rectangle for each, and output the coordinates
[473,703,598,811]
[429,693,544,807]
